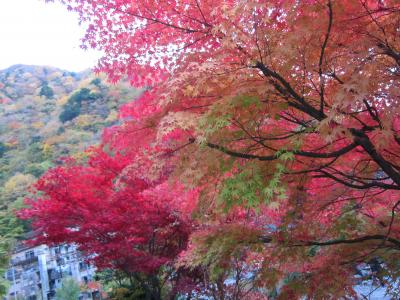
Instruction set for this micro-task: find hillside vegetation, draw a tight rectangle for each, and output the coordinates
[0,64,140,293]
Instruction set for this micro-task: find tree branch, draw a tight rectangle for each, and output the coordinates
[258,234,400,249]
[350,128,400,186]
[206,141,358,160]
[318,0,333,114]
[255,61,326,121]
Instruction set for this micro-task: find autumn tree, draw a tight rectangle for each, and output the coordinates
[25,0,400,298]
[56,278,81,300]
[39,83,54,99]
[21,144,199,299]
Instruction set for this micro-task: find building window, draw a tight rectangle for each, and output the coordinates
[6,269,13,281]
[56,257,65,266]
[79,262,88,271]
[25,250,35,260]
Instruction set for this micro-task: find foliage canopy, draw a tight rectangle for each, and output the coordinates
[23,1,400,299]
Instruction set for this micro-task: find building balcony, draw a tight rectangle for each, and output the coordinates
[10,255,38,266]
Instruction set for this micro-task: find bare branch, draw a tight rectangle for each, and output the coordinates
[318,0,333,114]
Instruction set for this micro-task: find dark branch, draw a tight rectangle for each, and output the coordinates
[258,234,400,249]
[350,128,400,186]
[318,0,333,114]
[205,141,358,161]
[255,61,326,121]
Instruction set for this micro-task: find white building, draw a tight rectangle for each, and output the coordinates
[5,243,99,300]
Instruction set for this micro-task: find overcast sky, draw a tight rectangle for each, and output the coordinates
[0,0,100,71]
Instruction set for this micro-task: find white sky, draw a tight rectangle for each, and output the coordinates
[0,0,100,71]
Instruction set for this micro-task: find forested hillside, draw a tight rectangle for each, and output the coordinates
[0,64,140,294]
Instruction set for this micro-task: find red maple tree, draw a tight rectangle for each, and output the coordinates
[23,0,400,298]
